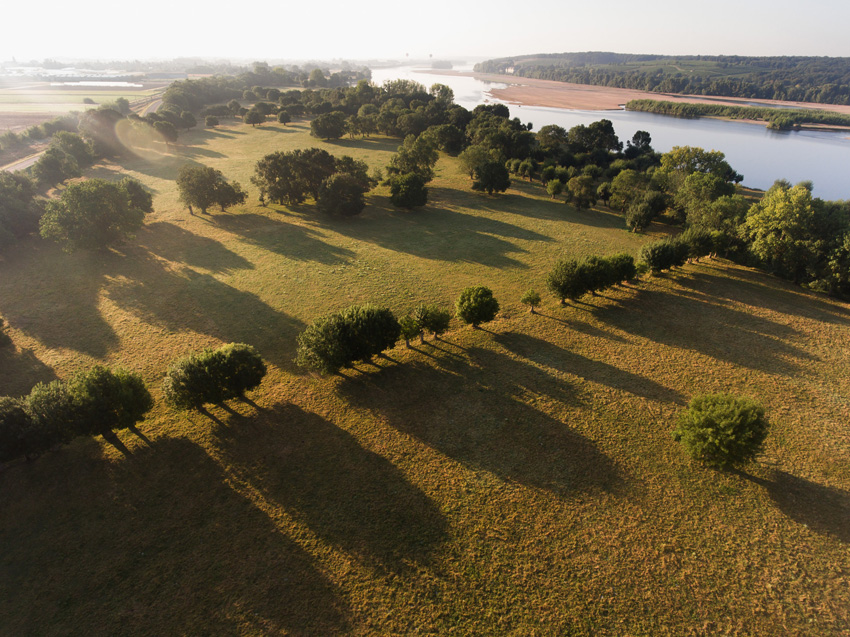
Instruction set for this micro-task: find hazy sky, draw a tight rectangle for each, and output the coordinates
[5,0,850,63]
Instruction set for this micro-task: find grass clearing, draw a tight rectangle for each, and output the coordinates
[1,120,848,634]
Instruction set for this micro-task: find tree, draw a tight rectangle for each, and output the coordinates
[608,253,637,282]
[39,179,147,251]
[52,131,93,167]
[119,177,154,214]
[566,175,597,209]
[317,173,367,216]
[456,286,499,328]
[413,304,452,340]
[672,394,769,468]
[205,115,219,127]
[458,144,494,180]
[32,146,80,187]
[26,380,79,445]
[177,165,243,214]
[180,111,197,131]
[0,397,31,462]
[547,258,587,303]
[386,134,439,182]
[625,201,654,232]
[69,366,153,438]
[244,109,265,127]
[153,120,178,146]
[389,172,428,208]
[216,343,267,400]
[163,350,226,410]
[277,111,291,125]
[536,124,568,153]
[521,289,541,313]
[310,111,346,139]
[0,172,41,246]
[472,161,511,194]
[547,179,564,199]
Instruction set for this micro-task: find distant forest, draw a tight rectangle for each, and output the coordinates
[474,53,850,105]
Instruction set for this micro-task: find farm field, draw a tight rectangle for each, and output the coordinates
[1,120,848,635]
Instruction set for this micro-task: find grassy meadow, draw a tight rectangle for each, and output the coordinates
[1,119,848,635]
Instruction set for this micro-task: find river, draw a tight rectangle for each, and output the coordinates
[370,65,850,201]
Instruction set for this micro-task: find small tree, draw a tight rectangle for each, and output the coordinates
[217,343,267,400]
[163,350,227,411]
[26,380,79,444]
[456,286,499,328]
[472,161,511,194]
[399,314,421,348]
[547,258,587,304]
[244,110,265,127]
[626,201,654,232]
[607,253,637,283]
[672,394,769,468]
[413,304,451,340]
[317,173,367,216]
[0,397,30,462]
[521,289,542,313]
[180,111,197,131]
[546,179,564,199]
[277,112,291,126]
[205,115,219,127]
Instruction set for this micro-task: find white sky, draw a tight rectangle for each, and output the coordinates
[4,0,850,63]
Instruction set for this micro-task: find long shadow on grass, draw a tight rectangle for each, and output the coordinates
[676,264,850,326]
[0,243,120,358]
[106,261,304,370]
[0,438,348,635]
[339,350,621,497]
[138,221,255,273]
[320,195,551,269]
[214,213,354,265]
[0,347,57,397]
[592,283,814,375]
[212,403,448,571]
[739,469,850,543]
[494,332,684,404]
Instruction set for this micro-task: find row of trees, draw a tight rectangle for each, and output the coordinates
[0,342,268,463]
[296,287,500,374]
[547,254,638,304]
[0,366,153,463]
[476,52,850,105]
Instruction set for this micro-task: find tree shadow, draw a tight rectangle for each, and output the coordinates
[212,403,448,571]
[214,213,354,265]
[536,311,629,344]
[739,469,850,543]
[323,136,401,153]
[0,244,120,358]
[338,351,622,498]
[592,284,815,375]
[322,194,551,269]
[677,264,850,326]
[138,221,255,274]
[105,263,304,370]
[175,145,226,159]
[0,347,57,398]
[494,331,685,405]
[0,437,348,635]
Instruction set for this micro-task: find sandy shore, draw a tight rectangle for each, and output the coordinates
[420,69,850,116]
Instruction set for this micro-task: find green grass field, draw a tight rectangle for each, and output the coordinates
[1,120,848,635]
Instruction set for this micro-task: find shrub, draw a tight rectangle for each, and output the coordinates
[205,115,219,127]
[317,173,367,216]
[399,314,422,347]
[672,394,769,468]
[641,239,679,273]
[216,343,267,400]
[389,172,428,208]
[27,380,79,443]
[413,304,452,339]
[608,253,637,283]
[456,286,499,327]
[0,397,31,462]
[547,258,587,303]
[70,366,154,437]
[296,305,400,374]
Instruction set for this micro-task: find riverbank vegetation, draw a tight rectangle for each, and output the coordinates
[476,52,850,105]
[1,74,849,634]
[626,98,850,130]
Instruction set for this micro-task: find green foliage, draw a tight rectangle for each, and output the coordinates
[520,289,541,312]
[640,238,688,273]
[119,177,154,214]
[387,134,439,182]
[413,304,452,338]
[243,109,265,127]
[607,253,637,282]
[399,314,422,345]
[163,343,267,410]
[547,258,586,302]
[566,175,597,209]
[32,146,80,187]
[177,165,244,214]
[0,397,32,462]
[252,147,336,205]
[39,179,146,251]
[296,305,401,374]
[180,111,197,131]
[310,111,346,139]
[69,366,153,437]
[317,174,367,216]
[205,115,219,127]
[389,172,428,209]
[472,161,511,195]
[456,286,500,327]
[0,172,42,249]
[546,179,564,199]
[672,394,769,468]
[26,380,79,444]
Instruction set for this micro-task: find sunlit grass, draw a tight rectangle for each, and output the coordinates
[0,120,848,635]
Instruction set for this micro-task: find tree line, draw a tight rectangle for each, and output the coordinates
[0,343,267,464]
[475,52,850,105]
[625,99,850,131]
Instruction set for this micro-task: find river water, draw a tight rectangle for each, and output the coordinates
[370,65,850,201]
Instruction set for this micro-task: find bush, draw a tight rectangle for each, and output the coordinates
[26,380,79,443]
[608,253,637,282]
[317,173,367,216]
[456,286,499,327]
[205,115,219,127]
[413,304,452,339]
[547,258,587,303]
[163,343,266,410]
[389,172,428,208]
[296,305,400,374]
[641,239,682,273]
[70,366,154,437]
[672,394,769,468]
[0,397,31,462]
